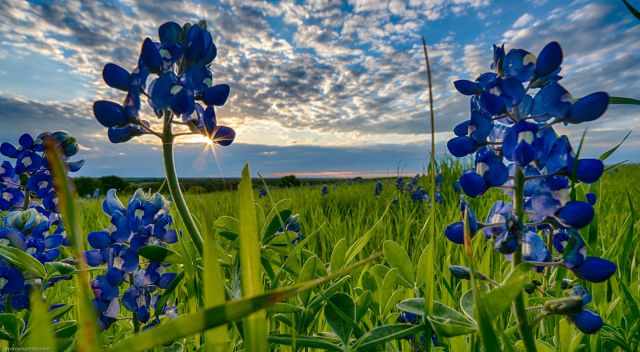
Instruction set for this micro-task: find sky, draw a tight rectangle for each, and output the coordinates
[0,0,639,178]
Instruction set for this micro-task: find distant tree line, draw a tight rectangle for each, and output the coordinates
[73,174,340,197]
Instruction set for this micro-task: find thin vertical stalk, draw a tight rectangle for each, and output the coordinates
[161,113,204,255]
[421,36,436,352]
[512,166,537,352]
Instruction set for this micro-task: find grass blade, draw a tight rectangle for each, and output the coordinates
[609,95,640,105]
[238,163,267,351]
[204,230,230,351]
[45,138,99,352]
[109,253,380,352]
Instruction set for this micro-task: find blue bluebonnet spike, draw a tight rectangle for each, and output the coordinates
[321,184,329,196]
[374,180,383,197]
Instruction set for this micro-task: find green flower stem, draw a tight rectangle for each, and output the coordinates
[513,166,537,352]
[162,114,204,255]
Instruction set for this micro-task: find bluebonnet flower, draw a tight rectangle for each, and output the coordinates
[275,214,304,245]
[0,132,84,215]
[94,21,235,146]
[445,40,616,328]
[0,208,69,311]
[258,188,267,198]
[564,285,603,334]
[85,189,179,329]
[411,187,429,202]
[374,180,383,197]
[321,184,329,197]
[395,177,404,191]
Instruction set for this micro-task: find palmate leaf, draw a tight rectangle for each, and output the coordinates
[238,163,268,352]
[109,253,380,352]
[324,293,356,345]
[353,323,425,351]
[0,245,46,279]
[383,240,415,285]
[262,209,292,244]
[45,138,99,352]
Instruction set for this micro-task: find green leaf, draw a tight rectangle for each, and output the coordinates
[482,263,531,318]
[137,245,182,264]
[344,203,391,265]
[49,304,73,322]
[238,164,267,352]
[25,289,56,350]
[427,301,476,337]
[262,209,292,244]
[330,238,347,272]
[324,292,356,345]
[53,321,78,339]
[609,95,640,105]
[0,313,22,342]
[354,323,424,351]
[44,261,76,276]
[417,243,435,314]
[298,256,324,304]
[268,334,342,351]
[45,138,99,352]
[397,298,426,317]
[383,240,414,285]
[109,254,380,352]
[0,245,46,279]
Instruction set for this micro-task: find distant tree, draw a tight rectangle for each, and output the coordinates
[99,175,128,193]
[188,185,207,194]
[74,177,100,197]
[279,175,300,187]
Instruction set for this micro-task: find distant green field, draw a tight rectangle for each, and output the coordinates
[57,163,640,351]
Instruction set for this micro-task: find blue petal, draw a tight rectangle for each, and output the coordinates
[202,84,230,106]
[447,136,476,157]
[88,231,111,249]
[85,249,105,267]
[93,101,128,128]
[102,63,130,91]
[158,272,177,289]
[158,21,182,45]
[555,201,594,229]
[212,126,235,146]
[0,143,18,158]
[453,121,470,136]
[108,125,144,144]
[459,171,486,197]
[571,309,603,334]
[149,73,178,111]
[502,48,535,82]
[567,92,609,124]
[499,77,525,106]
[586,193,597,205]
[141,38,162,73]
[535,41,563,77]
[572,256,616,283]
[531,82,571,120]
[576,159,603,184]
[170,87,195,116]
[103,189,125,216]
[480,92,506,114]
[514,141,535,166]
[453,80,482,95]
[19,133,34,149]
[444,222,464,244]
[67,159,85,172]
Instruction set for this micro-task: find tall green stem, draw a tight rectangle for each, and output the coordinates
[162,114,204,255]
[513,166,537,352]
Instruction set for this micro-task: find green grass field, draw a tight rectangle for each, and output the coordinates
[56,163,639,351]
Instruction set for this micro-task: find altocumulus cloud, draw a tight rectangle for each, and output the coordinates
[0,0,637,177]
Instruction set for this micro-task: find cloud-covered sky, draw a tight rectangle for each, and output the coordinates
[0,0,638,177]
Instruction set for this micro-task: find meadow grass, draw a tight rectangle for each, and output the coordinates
[63,163,640,351]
